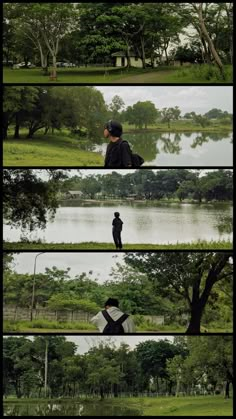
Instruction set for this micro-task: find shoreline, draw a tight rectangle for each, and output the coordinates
[4,241,232,250]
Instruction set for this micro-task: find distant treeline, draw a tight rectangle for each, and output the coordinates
[60,170,233,202]
[3,86,232,139]
[3,335,232,399]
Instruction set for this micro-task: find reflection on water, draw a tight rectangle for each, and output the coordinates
[93,131,232,166]
[3,401,142,416]
[4,202,233,244]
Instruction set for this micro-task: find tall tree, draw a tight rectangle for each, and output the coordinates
[124,252,233,333]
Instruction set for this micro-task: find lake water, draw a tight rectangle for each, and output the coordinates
[93,131,233,166]
[3,401,142,416]
[4,201,233,245]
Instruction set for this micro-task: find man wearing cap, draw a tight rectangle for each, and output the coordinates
[104,120,132,168]
[90,297,136,333]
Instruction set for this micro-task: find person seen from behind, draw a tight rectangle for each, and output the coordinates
[112,212,123,249]
[90,297,135,333]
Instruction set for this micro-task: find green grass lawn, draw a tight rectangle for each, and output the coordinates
[3,396,233,416]
[110,396,233,416]
[3,240,232,251]
[4,325,232,334]
[3,64,232,83]
[3,132,103,166]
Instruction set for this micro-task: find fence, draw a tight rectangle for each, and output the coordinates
[4,305,165,325]
[3,305,93,322]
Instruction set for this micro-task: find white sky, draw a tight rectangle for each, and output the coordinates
[12,252,124,282]
[97,86,233,115]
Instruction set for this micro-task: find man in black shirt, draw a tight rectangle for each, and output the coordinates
[112,212,123,249]
[104,120,132,168]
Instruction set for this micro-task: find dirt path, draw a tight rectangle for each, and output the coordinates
[112,70,174,83]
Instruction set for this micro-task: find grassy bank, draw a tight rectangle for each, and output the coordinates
[3,395,233,416]
[3,132,103,166]
[4,320,232,334]
[3,64,232,83]
[124,122,232,132]
[102,396,233,416]
[4,240,232,251]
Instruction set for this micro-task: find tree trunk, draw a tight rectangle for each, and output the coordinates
[164,46,169,65]
[114,383,118,398]
[27,128,35,139]
[126,42,131,68]
[140,36,146,69]
[176,377,180,396]
[201,35,211,64]
[100,386,104,400]
[225,381,230,398]
[51,55,57,79]
[14,114,20,139]
[198,4,224,77]
[38,43,49,75]
[44,339,49,398]
[186,305,202,333]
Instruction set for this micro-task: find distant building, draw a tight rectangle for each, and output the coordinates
[66,190,84,199]
[112,51,159,68]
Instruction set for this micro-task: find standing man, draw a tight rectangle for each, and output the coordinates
[104,120,132,168]
[90,298,136,333]
[112,212,123,249]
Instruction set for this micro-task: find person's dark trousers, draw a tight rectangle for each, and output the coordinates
[113,230,122,249]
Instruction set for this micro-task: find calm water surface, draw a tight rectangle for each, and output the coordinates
[4,202,233,244]
[3,401,142,416]
[93,131,233,166]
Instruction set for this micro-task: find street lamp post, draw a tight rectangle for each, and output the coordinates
[30,252,45,321]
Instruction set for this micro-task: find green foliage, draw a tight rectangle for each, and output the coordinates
[47,295,100,313]
[124,252,233,333]
[4,319,96,332]
[125,101,159,129]
[3,336,233,400]
[3,169,67,230]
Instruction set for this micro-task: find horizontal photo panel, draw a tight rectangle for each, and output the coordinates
[3,86,233,167]
[3,3,233,84]
[3,169,233,250]
[3,335,233,416]
[3,251,233,334]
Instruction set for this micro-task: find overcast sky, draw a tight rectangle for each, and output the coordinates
[12,252,124,282]
[97,86,233,114]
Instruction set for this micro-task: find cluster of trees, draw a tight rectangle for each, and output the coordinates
[3,86,107,140]
[3,170,233,232]
[3,252,233,333]
[110,96,232,129]
[3,336,233,399]
[61,170,233,203]
[3,87,232,139]
[3,3,233,76]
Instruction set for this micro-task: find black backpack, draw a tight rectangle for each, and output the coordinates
[102,310,129,334]
[119,140,144,167]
